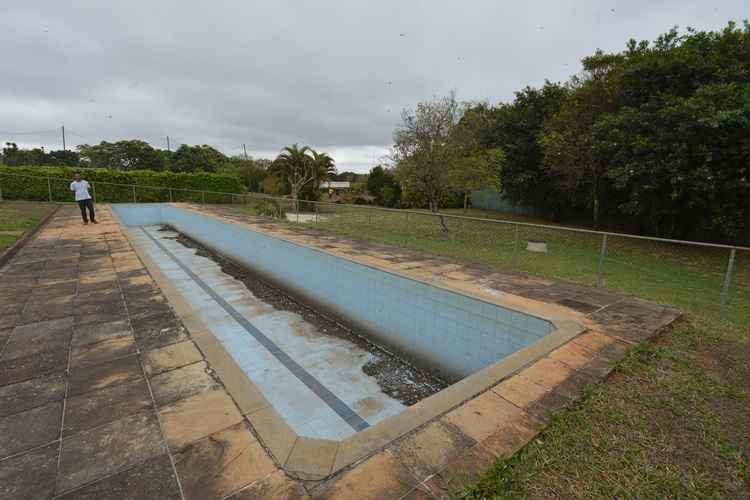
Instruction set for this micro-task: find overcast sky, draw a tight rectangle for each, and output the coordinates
[0,1,743,172]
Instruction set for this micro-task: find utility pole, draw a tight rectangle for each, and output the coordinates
[61,125,66,151]
[166,136,171,152]
[243,144,248,160]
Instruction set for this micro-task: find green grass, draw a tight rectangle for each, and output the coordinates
[219,202,749,498]
[0,200,56,252]
[460,319,750,499]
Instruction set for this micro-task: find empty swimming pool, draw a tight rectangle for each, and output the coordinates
[113,204,582,444]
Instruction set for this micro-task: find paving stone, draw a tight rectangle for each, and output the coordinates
[150,361,221,407]
[72,319,132,347]
[1,316,74,361]
[68,355,143,396]
[388,420,476,482]
[0,372,66,418]
[0,313,20,330]
[0,442,58,500]
[549,341,599,371]
[519,357,575,390]
[492,375,549,409]
[19,302,75,324]
[443,390,526,443]
[556,297,602,314]
[589,298,679,342]
[131,312,189,351]
[174,421,277,500]
[142,341,204,376]
[0,401,62,458]
[480,418,541,458]
[0,348,68,386]
[0,302,26,317]
[74,309,129,327]
[119,269,154,290]
[125,292,170,314]
[525,389,573,424]
[70,335,137,368]
[57,410,166,493]
[73,300,127,318]
[63,378,153,436]
[314,450,417,500]
[285,436,339,480]
[160,390,243,451]
[422,444,497,497]
[553,370,597,401]
[228,469,308,499]
[121,283,159,298]
[75,288,122,305]
[0,327,11,351]
[57,454,181,500]
[399,485,438,499]
[30,282,77,299]
[77,281,119,294]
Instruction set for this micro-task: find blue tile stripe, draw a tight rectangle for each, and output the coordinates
[140,226,370,432]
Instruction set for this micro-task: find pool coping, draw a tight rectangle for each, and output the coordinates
[114,205,586,480]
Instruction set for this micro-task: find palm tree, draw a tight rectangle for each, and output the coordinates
[272,145,335,210]
[311,150,336,189]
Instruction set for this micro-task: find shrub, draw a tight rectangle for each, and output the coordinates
[0,166,244,203]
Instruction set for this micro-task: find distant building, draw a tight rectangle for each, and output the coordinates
[319,181,351,192]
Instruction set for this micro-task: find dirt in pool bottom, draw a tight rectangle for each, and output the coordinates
[165,226,448,407]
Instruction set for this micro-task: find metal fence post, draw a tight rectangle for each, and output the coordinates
[720,248,736,321]
[91,182,96,204]
[201,191,205,204]
[597,233,608,287]
[0,178,4,201]
[512,223,520,269]
[168,188,173,203]
[295,199,300,223]
[315,203,319,223]
[132,185,137,203]
[47,177,53,202]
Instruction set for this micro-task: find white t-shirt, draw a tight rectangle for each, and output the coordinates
[70,180,92,201]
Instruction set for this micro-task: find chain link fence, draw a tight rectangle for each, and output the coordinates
[1,172,747,324]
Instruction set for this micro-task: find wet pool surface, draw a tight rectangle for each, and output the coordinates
[129,225,436,440]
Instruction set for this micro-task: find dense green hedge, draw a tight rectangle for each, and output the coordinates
[0,166,245,203]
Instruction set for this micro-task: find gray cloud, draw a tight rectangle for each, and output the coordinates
[0,0,743,171]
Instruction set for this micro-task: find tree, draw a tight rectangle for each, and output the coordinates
[464,83,569,213]
[541,53,619,228]
[450,149,504,213]
[1,143,80,166]
[272,144,335,208]
[171,144,226,173]
[393,91,465,212]
[366,165,401,207]
[589,22,750,240]
[78,140,165,171]
[217,156,270,192]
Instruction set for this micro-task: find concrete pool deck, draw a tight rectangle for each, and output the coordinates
[0,204,680,499]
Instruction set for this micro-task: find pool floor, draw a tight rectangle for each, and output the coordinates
[130,225,406,440]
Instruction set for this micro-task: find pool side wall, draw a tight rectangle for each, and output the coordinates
[114,204,554,382]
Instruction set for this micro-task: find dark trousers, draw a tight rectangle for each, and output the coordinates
[77,199,96,223]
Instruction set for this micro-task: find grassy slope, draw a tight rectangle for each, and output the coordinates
[224,203,749,498]
[463,319,749,499]
[0,201,56,252]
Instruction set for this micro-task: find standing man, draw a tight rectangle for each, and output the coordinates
[70,173,98,224]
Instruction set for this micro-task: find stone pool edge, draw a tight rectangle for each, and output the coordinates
[113,207,585,481]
